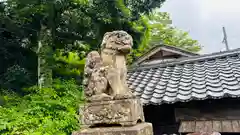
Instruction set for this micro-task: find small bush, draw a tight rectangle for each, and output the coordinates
[0,79,84,135]
[0,65,36,94]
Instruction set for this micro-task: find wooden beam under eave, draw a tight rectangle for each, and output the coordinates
[179,120,240,133]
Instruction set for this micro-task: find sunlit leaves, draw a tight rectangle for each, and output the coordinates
[147,9,201,52]
[127,8,201,64]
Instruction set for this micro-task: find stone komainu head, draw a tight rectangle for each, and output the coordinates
[100,30,133,52]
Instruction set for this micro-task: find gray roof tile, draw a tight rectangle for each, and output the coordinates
[127,48,240,105]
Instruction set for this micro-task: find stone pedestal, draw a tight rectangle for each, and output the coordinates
[72,123,153,135]
[73,98,153,135]
[80,98,145,127]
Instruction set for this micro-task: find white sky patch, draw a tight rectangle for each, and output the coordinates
[160,0,240,54]
[203,0,240,13]
[200,0,240,20]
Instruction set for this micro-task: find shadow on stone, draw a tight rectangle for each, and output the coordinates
[90,123,122,128]
[137,119,143,123]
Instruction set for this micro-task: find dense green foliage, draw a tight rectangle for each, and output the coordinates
[0,0,201,134]
[0,79,84,135]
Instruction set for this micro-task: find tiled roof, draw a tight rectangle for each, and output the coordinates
[127,48,240,105]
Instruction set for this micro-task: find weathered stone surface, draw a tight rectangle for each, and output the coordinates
[83,30,135,101]
[80,98,145,127]
[72,123,153,135]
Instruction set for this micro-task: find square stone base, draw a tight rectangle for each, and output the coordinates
[72,123,153,135]
[80,98,145,127]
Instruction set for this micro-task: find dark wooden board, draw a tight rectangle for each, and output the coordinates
[175,108,240,121]
[179,120,240,133]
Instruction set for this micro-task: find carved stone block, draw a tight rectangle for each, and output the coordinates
[72,123,153,135]
[80,98,145,127]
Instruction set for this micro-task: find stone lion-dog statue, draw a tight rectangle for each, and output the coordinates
[83,30,135,101]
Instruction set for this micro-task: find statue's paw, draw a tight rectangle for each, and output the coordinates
[113,93,135,100]
[113,94,124,100]
[88,93,113,102]
[126,91,136,98]
[100,93,113,101]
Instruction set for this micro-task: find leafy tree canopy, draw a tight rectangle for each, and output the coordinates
[0,0,166,91]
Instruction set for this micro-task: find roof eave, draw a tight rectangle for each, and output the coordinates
[132,44,199,65]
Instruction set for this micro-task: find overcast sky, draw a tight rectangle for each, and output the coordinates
[160,0,240,54]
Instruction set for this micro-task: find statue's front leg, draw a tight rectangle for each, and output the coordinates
[106,67,134,99]
[106,68,124,97]
[120,68,136,98]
